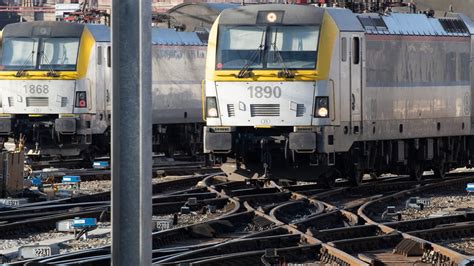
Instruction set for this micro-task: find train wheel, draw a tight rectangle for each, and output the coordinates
[409,161,424,181]
[349,167,364,186]
[321,172,336,188]
[369,172,378,180]
[433,161,446,179]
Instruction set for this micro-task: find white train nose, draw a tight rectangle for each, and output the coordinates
[0,80,79,114]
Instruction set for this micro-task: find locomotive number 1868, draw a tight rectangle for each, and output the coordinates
[248,86,281,98]
[24,84,49,94]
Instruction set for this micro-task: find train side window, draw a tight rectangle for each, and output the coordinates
[107,46,111,68]
[352,37,360,65]
[341,37,347,62]
[97,46,102,65]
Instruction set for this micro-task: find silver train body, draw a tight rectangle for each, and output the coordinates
[204,5,474,183]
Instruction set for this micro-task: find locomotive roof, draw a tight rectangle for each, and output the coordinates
[356,12,473,36]
[2,21,85,38]
[326,8,365,32]
[85,24,110,42]
[1,21,111,41]
[218,4,324,25]
[167,2,237,13]
[152,28,207,46]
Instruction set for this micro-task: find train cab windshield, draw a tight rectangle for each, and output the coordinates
[216,25,319,70]
[1,37,80,71]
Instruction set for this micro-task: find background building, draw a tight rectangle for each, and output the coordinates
[0,0,472,27]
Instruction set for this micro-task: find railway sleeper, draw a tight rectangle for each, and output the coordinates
[312,224,385,243]
[408,222,474,242]
[385,213,474,232]
[151,198,228,215]
[294,210,357,232]
[270,200,324,224]
[156,234,301,263]
[329,233,404,254]
[152,211,271,249]
[152,192,218,203]
[190,245,323,266]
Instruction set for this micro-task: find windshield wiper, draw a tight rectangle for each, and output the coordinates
[237,30,266,78]
[15,41,36,77]
[39,50,59,77]
[271,29,294,79]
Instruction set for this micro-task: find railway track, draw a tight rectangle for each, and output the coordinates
[29,160,217,183]
[3,173,474,265]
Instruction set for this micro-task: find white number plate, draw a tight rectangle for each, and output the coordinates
[248,85,282,99]
[20,245,54,258]
[0,199,21,207]
[23,84,50,95]
[34,247,51,257]
[155,219,172,231]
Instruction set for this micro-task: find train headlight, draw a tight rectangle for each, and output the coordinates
[206,97,219,118]
[314,96,329,118]
[317,107,328,117]
[266,12,277,23]
[75,91,87,108]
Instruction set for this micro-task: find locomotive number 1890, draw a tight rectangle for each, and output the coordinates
[24,84,49,94]
[248,86,281,98]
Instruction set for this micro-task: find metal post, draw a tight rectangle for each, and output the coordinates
[111,0,152,264]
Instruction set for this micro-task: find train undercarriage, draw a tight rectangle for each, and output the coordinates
[0,115,109,164]
[152,123,203,158]
[209,127,473,186]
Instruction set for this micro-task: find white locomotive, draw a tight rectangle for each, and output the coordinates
[0,22,206,160]
[204,4,474,185]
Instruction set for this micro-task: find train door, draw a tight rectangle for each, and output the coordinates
[349,35,362,134]
[104,45,112,118]
[96,45,105,112]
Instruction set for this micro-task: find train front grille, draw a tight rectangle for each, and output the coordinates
[250,104,280,117]
[61,97,68,107]
[227,104,235,117]
[296,104,305,117]
[26,97,49,107]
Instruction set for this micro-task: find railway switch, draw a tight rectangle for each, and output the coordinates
[381,206,402,221]
[467,183,474,193]
[56,219,75,232]
[62,175,81,190]
[187,197,197,206]
[73,218,97,229]
[93,161,109,169]
[30,177,43,187]
[405,197,431,210]
[73,218,98,240]
[62,176,81,183]
[207,204,217,213]
[261,248,282,265]
[181,206,191,214]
